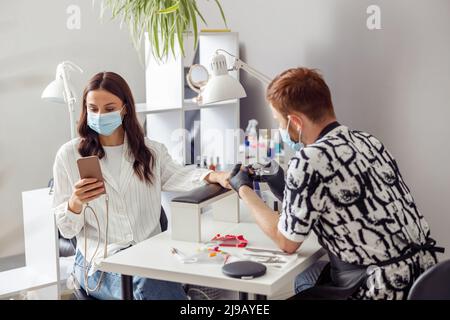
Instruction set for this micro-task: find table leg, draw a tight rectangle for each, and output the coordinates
[238,292,248,300]
[121,274,133,300]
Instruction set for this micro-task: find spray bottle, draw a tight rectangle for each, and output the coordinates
[244,119,258,164]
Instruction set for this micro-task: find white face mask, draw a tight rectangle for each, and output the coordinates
[278,116,303,152]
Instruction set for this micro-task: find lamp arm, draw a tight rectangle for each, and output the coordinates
[215,49,272,85]
[59,67,75,106]
[55,61,83,107]
[56,66,76,139]
[232,59,272,85]
[59,61,83,140]
[63,61,84,74]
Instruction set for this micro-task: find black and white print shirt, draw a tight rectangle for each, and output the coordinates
[278,124,437,299]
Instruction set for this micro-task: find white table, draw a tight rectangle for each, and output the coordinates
[98,203,325,300]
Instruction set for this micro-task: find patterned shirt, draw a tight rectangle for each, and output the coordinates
[278,123,437,299]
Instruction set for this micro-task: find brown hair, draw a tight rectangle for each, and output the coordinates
[266,67,335,122]
[78,72,155,185]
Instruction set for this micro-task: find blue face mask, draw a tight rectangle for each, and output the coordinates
[279,116,303,152]
[87,106,125,136]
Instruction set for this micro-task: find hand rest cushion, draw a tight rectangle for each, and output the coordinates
[172,184,229,204]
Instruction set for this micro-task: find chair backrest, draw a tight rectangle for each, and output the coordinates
[408,259,450,300]
[159,206,168,232]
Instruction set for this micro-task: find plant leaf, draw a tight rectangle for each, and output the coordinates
[157,1,180,14]
[185,0,199,51]
[213,0,228,28]
[192,0,207,25]
[100,0,228,62]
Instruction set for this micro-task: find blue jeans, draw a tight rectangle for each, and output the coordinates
[294,260,328,294]
[73,251,187,300]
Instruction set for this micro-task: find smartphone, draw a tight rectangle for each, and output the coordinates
[76,156,106,194]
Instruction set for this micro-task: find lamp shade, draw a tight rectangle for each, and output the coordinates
[41,78,67,104]
[200,53,247,105]
[201,74,247,105]
[41,65,78,104]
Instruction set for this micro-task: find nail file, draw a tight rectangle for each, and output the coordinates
[245,247,292,256]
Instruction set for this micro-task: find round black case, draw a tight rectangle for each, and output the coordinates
[222,261,267,279]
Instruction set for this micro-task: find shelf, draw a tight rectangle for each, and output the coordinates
[136,99,240,115]
[143,32,241,168]
[0,267,58,298]
[135,103,180,115]
[184,98,240,109]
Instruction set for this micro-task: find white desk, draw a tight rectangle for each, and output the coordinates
[98,204,325,300]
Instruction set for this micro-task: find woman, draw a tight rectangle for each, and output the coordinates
[52,72,230,300]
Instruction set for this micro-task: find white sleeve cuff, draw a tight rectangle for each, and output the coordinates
[54,201,83,225]
[65,202,84,223]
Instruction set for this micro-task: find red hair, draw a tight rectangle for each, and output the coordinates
[267,68,335,122]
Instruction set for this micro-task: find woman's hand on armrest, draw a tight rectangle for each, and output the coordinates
[204,171,232,189]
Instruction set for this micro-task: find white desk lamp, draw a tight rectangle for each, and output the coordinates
[41,61,83,139]
[187,49,271,105]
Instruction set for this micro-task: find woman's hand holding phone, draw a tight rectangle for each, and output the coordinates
[68,178,105,214]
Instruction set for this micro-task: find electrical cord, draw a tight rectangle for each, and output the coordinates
[82,194,109,295]
[187,287,213,300]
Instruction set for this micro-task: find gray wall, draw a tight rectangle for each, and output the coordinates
[0,0,145,258]
[198,0,450,258]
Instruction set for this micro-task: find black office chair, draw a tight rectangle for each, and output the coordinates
[407,259,450,300]
[72,207,169,300]
[59,232,77,257]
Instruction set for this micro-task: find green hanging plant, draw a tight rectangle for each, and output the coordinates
[100,0,227,62]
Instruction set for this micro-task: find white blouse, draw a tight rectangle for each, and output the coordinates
[52,135,211,272]
[102,144,124,185]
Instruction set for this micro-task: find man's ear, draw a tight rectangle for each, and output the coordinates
[289,114,303,131]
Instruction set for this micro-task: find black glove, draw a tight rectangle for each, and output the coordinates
[251,160,285,201]
[229,163,254,193]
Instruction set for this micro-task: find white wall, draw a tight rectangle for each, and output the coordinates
[0,0,145,258]
[198,0,450,258]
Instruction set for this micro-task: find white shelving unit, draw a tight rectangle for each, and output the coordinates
[138,32,241,167]
[0,188,60,300]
